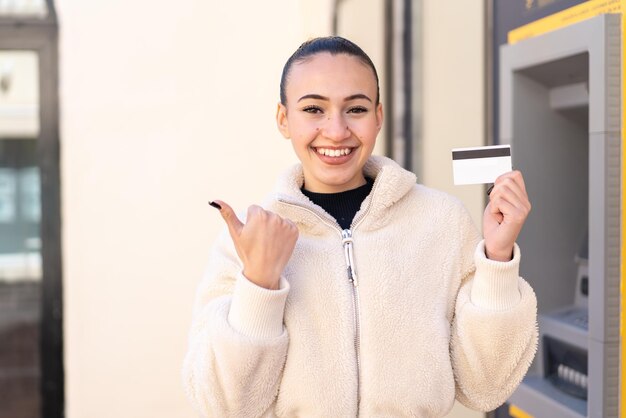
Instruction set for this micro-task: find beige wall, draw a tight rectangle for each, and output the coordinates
[56,0,486,417]
[56,1,384,417]
[421,1,486,227]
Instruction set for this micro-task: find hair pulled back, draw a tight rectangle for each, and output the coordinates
[279,36,380,105]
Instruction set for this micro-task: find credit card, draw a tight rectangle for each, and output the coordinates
[452,145,512,185]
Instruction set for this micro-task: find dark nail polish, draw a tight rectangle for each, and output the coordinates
[486,184,495,196]
[209,201,222,210]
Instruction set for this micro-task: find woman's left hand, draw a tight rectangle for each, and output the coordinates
[482,170,532,261]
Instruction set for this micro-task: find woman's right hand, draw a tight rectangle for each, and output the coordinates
[213,200,299,290]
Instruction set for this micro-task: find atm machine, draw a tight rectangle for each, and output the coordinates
[498,14,621,418]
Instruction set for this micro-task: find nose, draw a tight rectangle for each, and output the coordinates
[322,113,350,142]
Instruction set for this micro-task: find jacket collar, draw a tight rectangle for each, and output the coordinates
[265,155,417,234]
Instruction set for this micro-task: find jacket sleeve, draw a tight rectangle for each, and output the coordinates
[182,228,290,417]
[450,211,538,411]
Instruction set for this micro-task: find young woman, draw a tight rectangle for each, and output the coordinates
[183,37,537,417]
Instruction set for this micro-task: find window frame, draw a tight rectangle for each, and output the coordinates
[0,1,63,417]
[384,0,420,174]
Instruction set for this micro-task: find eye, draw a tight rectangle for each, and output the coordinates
[302,106,323,114]
[348,106,368,114]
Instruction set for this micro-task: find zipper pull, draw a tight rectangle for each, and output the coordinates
[341,229,358,287]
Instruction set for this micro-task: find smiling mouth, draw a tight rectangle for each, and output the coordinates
[313,147,354,157]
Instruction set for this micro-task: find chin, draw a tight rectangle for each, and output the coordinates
[324,175,361,189]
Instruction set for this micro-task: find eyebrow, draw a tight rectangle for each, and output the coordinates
[297,93,373,103]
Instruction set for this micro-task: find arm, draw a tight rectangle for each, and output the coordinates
[451,240,538,411]
[451,171,538,410]
[182,202,298,417]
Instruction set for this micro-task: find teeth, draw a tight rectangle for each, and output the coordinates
[316,148,352,157]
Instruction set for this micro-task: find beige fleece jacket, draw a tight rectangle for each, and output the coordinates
[183,156,538,417]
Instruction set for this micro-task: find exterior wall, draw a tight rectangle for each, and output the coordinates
[421,0,486,227]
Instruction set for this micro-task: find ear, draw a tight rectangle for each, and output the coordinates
[375,102,384,132]
[276,103,290,139]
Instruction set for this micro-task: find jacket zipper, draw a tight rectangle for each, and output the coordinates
[275,202,363,414]
[342,229,362,410]
[278,179,380,416]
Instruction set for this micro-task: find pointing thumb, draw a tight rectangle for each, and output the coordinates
[211,200,244,238]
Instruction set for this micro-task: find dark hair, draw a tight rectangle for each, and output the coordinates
[279,36,380,105]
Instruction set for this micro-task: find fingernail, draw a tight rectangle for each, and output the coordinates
[486,184,494,196]
[209,201,222,210]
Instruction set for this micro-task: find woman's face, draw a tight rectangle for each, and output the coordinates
[276,53,383,193]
